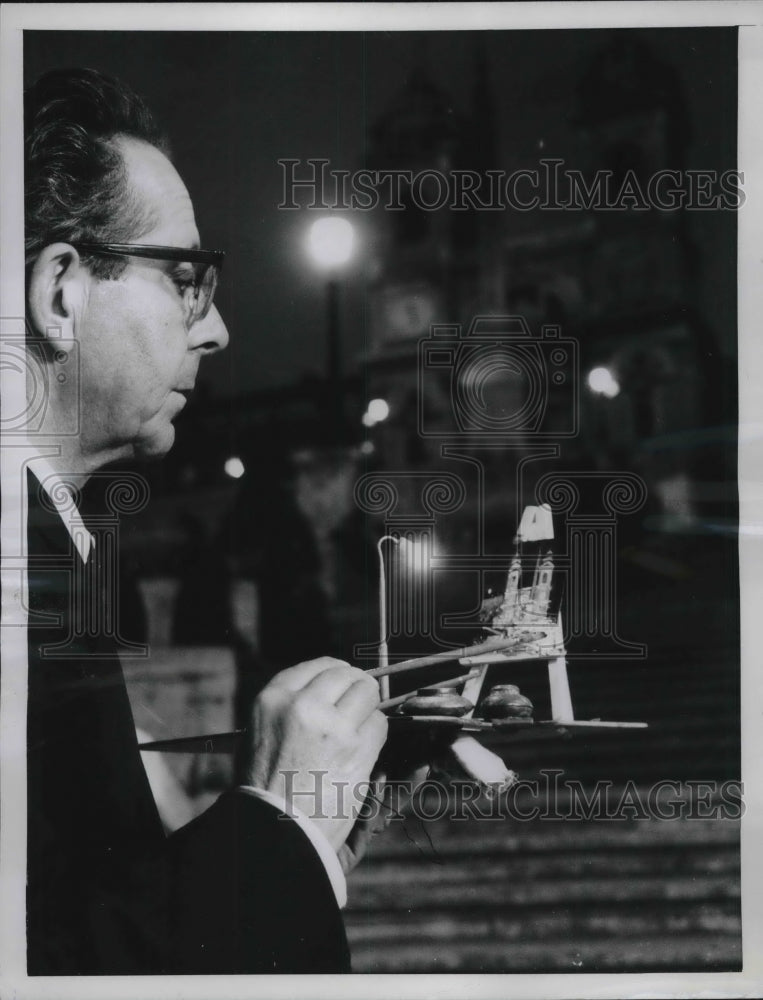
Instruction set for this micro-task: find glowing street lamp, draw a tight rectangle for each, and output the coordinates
[306,217,356,440]
[307,217,355,269]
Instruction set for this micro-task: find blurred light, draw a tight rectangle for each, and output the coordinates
[224,456,245,479]
[587,366,620,399]
[307,217,355,268]
[362,398,390,427]
[359,440,375,456]
[402,538,426,568]
[398,535,439,571]
[367,398,390,422]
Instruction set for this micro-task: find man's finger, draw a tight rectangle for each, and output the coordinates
[269,657,350,693]
[335,675,381,725]
[356,709,388,750]
[300,664,371,705]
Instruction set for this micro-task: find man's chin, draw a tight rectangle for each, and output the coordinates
[133,423,176,461]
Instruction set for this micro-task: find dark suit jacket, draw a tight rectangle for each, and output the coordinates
[25,469,350,974]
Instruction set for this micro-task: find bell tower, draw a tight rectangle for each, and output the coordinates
[364,46,501,470]
[571,32,720,521]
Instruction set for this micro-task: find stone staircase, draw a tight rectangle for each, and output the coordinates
[345,803,741,973]
[346,622,741,974]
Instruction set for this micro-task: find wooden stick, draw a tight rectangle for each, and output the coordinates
[140,672,481,750]
[379,671,480,712]
[367,632,542,680]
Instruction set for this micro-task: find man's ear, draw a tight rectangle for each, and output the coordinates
[27,244,87,343]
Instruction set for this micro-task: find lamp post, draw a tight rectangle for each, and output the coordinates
[307,217,355,441]
[376,534,401,700]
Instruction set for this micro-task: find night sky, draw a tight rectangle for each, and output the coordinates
[24,28,736,399]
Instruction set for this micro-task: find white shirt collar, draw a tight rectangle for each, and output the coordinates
[27,452,94,564]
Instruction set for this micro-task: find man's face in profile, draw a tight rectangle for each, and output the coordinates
[74,135,229,462]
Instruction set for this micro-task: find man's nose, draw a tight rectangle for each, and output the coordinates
[188,304,229,354]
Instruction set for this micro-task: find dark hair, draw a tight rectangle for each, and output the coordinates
[25,67,169,279]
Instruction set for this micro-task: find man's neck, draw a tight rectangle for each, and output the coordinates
[26,436,87,480]
[32,412,131,482]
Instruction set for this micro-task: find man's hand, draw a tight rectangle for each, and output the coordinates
[240,657,388,851]
[335,764,430,876]
[336,774,388,876]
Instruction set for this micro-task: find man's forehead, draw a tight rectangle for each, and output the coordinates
[115,135,200,248]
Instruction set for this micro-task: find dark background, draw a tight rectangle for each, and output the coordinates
[24,29,737,399]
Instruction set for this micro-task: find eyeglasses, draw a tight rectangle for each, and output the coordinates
[73,243,225,327]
